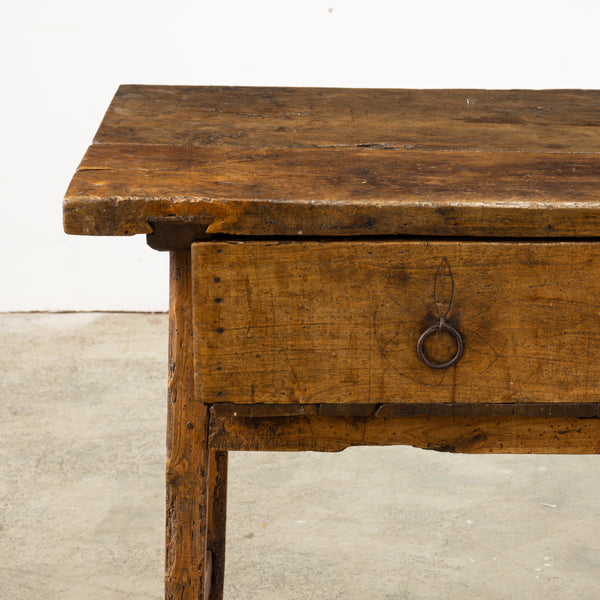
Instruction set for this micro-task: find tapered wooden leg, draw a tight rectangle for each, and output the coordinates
[166,250,211,599]
[207,450,228,600]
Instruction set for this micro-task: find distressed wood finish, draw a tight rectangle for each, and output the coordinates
[64,144,600,238]
[166,250,211,599]
[92,86,600,151]
[209,414,600,454]
[206,450,227,600]
[211,403,600,418]
[62,87,600,599]
[193,240,600,406]
[63,87,600,238]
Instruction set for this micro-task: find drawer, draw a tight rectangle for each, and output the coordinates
[192,241,600,405]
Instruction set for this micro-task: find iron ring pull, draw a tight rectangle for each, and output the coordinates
[416,318,464,369]
[416,257,464,369]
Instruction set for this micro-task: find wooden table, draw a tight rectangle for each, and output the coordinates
[64,86,600,599]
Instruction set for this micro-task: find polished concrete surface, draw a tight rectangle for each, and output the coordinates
[1,313,600,600]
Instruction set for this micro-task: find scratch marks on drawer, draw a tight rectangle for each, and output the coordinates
[372,308,425,388]
[194,240,600,405]
[269,289,304,402]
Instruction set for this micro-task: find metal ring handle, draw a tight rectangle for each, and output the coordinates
[417,321,464,369]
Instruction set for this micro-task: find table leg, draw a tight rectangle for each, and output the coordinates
[207,450,228,600]
[165,249,211,599]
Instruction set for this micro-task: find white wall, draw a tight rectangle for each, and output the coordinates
[2,0,600,311]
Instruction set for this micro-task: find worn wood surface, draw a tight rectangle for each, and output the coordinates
[211,403,381,418]
[166,250,211,600]
[64,144,600,238]
[63,86,600,598]
[93,86,600,151]
[206,451,227,600]
[211,403,600,418]
[204,552,212,600]
[209,413,600,454]
[211,403,322,418]
[374,403,599,418]
[193,240,600,406]
[63,86,600,238]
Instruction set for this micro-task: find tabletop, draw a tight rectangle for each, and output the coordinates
[63,86,600,239]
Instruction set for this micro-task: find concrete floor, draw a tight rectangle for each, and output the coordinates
[2,313,600,599]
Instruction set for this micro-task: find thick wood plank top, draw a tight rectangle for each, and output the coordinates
[64,86,600,237]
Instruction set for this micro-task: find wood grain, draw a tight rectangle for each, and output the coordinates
[95,86,600,152]
[62,85,600,598]
[64,143,600,237]
[206,450,227,600]
[209,414,600,454]
[193,240,600,406]
[166,250,210,599]
[63,86,600,238]
[210,403,599,418]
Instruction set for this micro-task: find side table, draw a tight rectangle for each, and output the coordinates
[64,85,600,599]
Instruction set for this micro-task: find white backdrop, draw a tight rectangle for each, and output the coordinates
[2,0,600,311]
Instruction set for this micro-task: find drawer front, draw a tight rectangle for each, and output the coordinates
[192,241,600,405]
